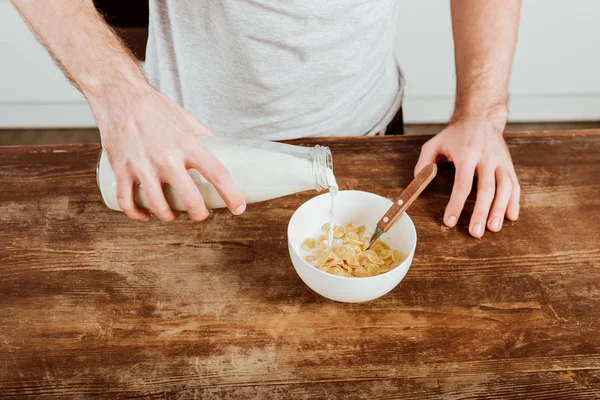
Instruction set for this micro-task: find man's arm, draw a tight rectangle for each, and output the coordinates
[415,0,521,238]
[450,0,520,123]
[11,0,246,221]
[11,0,143,96]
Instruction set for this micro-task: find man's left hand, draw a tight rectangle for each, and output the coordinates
[414,117,520,238]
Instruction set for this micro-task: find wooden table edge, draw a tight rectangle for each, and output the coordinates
[288,128,600,145]
[0,129,598,151]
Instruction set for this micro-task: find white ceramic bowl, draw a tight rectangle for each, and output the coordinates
[288,190,417,303]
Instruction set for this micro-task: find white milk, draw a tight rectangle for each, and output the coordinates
[137,144,317,210]
[97,138,335,212]
[326,168,338,248]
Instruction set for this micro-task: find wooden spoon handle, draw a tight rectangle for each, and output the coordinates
[376,164,438,232]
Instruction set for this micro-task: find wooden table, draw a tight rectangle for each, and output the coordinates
[1,131,599,399]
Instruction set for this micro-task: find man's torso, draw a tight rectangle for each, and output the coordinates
[145,0,403,139]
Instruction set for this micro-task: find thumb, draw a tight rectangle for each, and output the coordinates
[414,140,439,177]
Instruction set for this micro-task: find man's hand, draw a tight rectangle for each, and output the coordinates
[91,85,247,222]
[421,0,522,238]
[414,117,520,238]
[11,0,246,222]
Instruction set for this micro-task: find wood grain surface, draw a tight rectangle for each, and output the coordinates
[1,131,599,399]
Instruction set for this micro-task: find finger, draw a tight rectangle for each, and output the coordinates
[487,169,513,232]
[116,173,150,221]
[187,144,246,215]
[414,140,439,177]
[137,171,178,222]
[444,159,477,228]
[506,169,521,221]
[165,168,211,221]
[468,165,496,238]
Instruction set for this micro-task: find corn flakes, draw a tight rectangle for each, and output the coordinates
[302,223,404,278]
[301,238,316,250]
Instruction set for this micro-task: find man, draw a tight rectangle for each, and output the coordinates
[12,0,521,238]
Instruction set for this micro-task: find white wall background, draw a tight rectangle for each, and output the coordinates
[1,0,600,128]
[396,0,600,122]
[0,0,96,127]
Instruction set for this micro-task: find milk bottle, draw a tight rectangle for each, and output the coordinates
[96,137,337,212]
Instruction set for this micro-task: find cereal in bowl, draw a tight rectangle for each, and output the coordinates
[302,223,403,278]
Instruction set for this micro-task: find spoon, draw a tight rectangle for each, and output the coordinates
[367,164,438,249]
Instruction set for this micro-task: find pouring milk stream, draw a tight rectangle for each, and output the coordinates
[97,137,339,247]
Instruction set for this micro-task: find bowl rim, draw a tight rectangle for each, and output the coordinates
[287,190,417,281]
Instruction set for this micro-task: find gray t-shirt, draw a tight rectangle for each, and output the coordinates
[144,0,404,140]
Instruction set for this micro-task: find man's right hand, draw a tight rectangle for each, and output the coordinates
[11,0,245,222]
[90,85,247,222]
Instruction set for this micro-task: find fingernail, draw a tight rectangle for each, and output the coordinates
[472,223,484,237]
[490,217,501,231]
[234,204,246,215]
[446,215,457,227]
